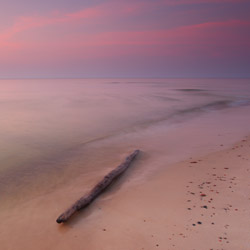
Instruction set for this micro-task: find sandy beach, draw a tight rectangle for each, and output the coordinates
[1,118,250,249]
[94,137,250,250]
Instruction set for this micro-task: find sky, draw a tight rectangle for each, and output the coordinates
[0,0,249,78]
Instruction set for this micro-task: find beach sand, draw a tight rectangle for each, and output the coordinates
[1,135,250,249]
[92,137,250,250]
[65,136,250,250]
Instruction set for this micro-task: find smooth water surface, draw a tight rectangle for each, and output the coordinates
[1,78,250,207]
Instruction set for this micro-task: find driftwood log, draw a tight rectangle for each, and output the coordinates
[56,149,140,223]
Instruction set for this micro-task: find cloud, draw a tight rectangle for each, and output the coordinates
[0,4,108,47]
[69,19,250,48]
[5,19,249,59]
[0,0,249,68]
[0,0,160,44]
[1,0,249,47]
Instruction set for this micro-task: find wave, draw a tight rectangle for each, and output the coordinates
[155,99,250,124]
[176,88,206,92]
[69,98,250,150]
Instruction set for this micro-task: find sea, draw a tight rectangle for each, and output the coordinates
[1,78,250,210]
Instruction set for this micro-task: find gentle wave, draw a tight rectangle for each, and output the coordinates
[67,98,250,150]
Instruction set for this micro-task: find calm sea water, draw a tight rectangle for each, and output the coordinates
[1,78,250,207]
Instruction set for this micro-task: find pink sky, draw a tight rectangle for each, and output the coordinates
[0,0,249,78]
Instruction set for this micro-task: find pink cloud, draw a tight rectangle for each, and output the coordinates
[5,19,248,60]
[70,19,250,48]
[0,4,109,47]
[1,0,249,48]
[0,2,144,51]
[0,0,157,43]
[173,20,250,44]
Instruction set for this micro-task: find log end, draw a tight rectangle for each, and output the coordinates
[56,214,68,224]
[56,217,64,224]
[130,149,140,160]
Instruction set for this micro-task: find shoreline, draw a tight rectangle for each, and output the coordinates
[1,104,250,249]
[1,135,250,249]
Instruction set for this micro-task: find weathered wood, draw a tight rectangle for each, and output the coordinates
[56,149,140,223]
